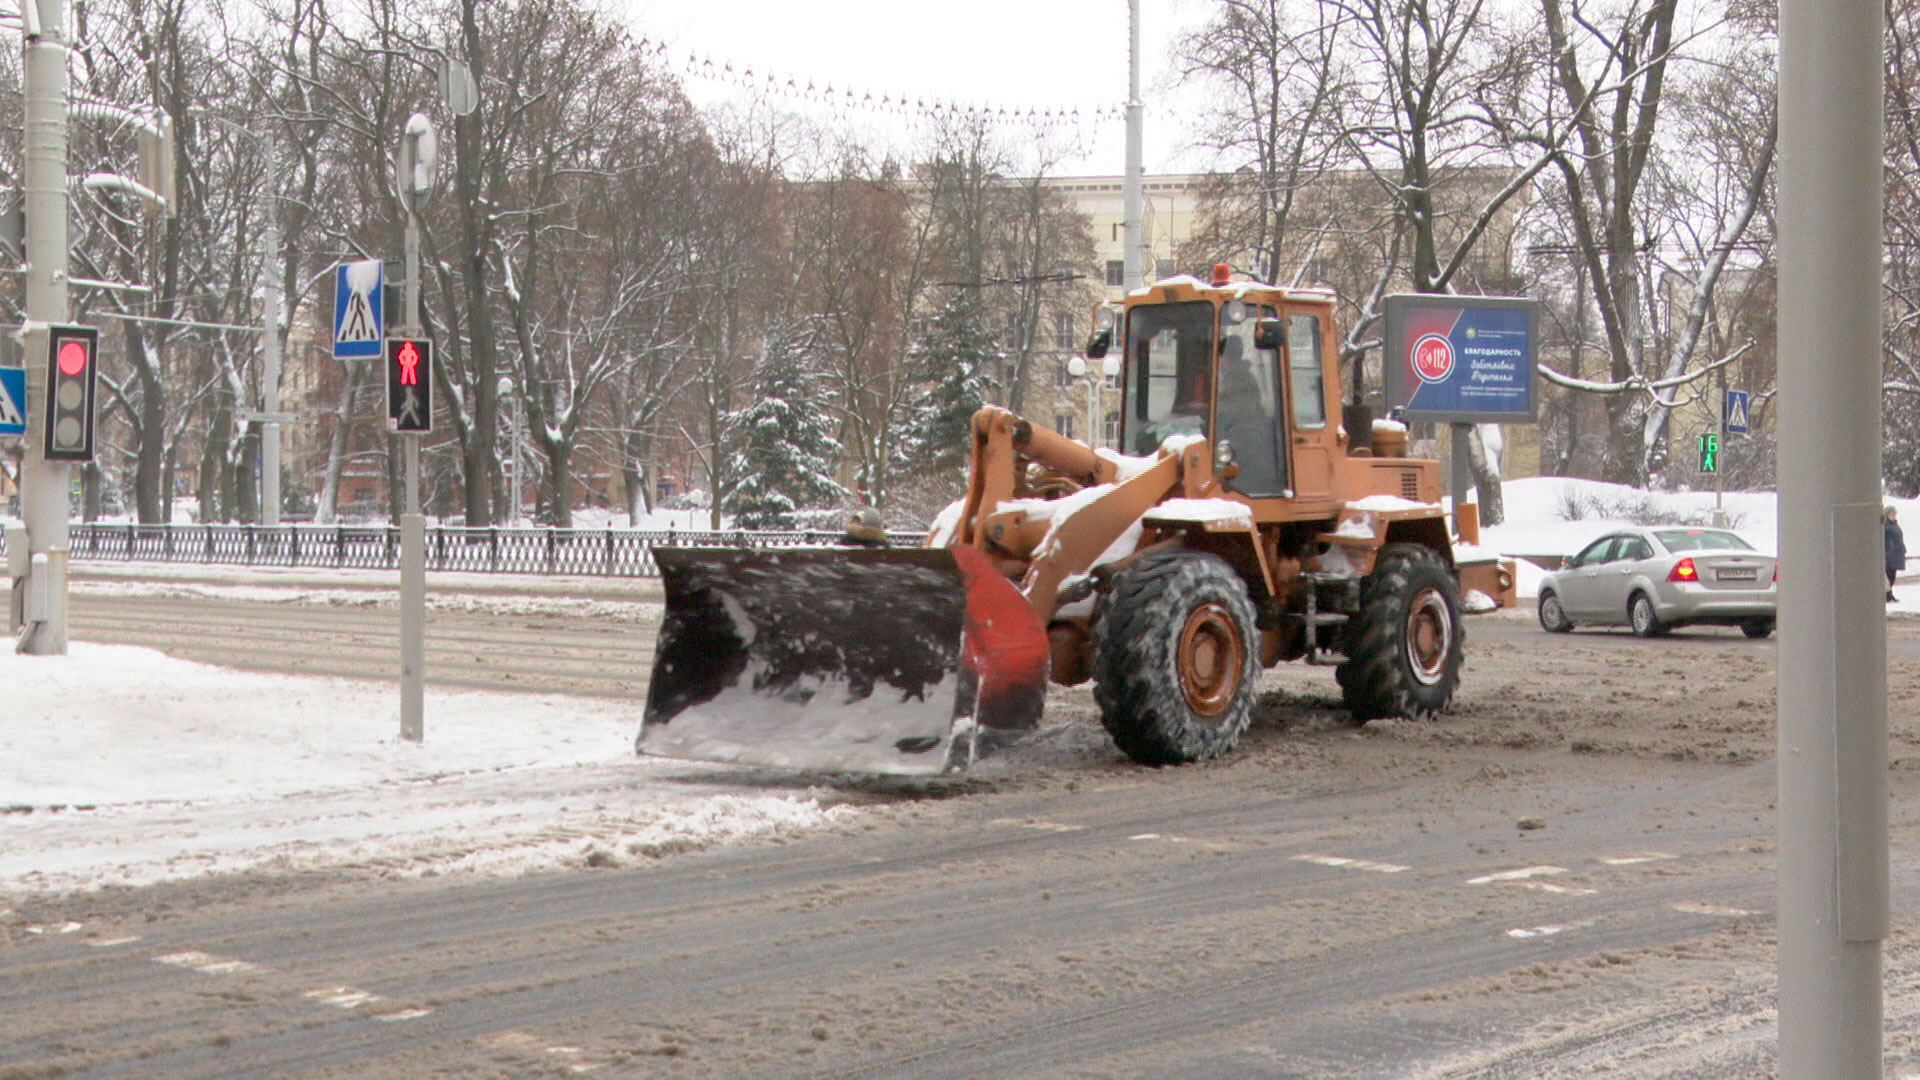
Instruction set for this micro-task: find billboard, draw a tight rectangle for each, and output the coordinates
[1381,294,1540,424]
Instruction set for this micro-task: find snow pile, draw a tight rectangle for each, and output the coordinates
[1350,494,1440,513]
[1333,514,1377,540]
[0,643,859,895]
[1469,477,1787,560]
[1095,445,1167,482]
[1147,498,1254,525]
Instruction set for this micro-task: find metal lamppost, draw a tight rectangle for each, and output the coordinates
[16,0,73,654]
[395,112,435,742]
[1066,354,1120,448]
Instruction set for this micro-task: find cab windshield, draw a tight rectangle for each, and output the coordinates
[1119,301,1214,457]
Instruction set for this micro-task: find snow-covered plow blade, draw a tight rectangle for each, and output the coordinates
[639,545,1049,775]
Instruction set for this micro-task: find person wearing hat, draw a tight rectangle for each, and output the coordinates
[841,506,889,548]
[1887,505,1907,602]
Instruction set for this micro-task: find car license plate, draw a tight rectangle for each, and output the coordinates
[1717,568,1758,582]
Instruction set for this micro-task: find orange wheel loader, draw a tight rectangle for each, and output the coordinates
[639,266,1516,774]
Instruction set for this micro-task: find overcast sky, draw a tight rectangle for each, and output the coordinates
[620,0,1212,176]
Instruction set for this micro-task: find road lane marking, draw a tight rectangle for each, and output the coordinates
[482,1031,610,1073]
[1293,853,1410,874]
[153,951,271,976]
[375,1007,434,1022]
[1128,832,1237,851]
[86,935,142,948]
[1507,925,1569,938]
[1670,902,1754,917]
[1598,853,1678,866]
[993,819,1084,832]
[304,986,385,1009]
[1519,882,1598,896]
[25,921,83,935]
[1467,866,1567,884]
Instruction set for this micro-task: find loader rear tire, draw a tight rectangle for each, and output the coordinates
[1093,549,1260,766]
[1337,543,1464,722]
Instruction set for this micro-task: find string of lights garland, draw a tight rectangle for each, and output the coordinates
[637,38,1123,132]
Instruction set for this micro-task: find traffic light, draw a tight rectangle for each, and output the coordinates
[44,324,99,462]
[1698,432,1719,474]
[385,337,433,433]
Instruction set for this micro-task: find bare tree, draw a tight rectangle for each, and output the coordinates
[1175,0,1353,284]
[1538,0,1775,486]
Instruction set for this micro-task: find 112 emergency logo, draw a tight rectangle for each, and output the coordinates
[1411,333,1455,383]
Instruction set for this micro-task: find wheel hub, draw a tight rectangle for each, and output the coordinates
[1178,602,1245,722]
[1405,588,1454,686]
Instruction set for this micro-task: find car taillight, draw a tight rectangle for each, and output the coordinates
[1668,557,1698,583]
[1773,562,1779,583]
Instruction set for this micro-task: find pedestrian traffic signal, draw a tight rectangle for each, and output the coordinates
[44,324,99,462]
[385,337,433,433]
[1699,432,1719,474]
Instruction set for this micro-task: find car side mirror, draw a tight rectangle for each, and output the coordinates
[1254,317,1284,350]
[1085,329,1111,359]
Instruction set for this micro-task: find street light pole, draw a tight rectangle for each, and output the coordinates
[18,0,73,655]
[396,112,435,743]
[1122,0,1144,291]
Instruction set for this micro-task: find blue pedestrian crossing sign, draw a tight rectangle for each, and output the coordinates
[1725,389,1751,435]
[0,367,24,435]
[332,259,384,360]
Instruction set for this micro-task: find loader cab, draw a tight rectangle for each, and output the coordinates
[1117,284,1339,506]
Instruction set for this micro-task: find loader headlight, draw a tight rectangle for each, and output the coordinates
[1214,439,1235,467]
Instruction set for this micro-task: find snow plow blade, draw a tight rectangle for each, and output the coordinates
[639,545,1049,775]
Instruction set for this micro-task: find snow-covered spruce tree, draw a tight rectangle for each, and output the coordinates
[894,290,1001,475]
[721,324,844,529]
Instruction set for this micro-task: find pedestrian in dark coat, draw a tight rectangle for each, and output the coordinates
[1887,505,1906,602]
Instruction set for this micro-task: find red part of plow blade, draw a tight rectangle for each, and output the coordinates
[639,545,1049,774]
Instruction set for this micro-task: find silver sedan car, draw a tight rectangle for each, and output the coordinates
[1537,526,1778,638]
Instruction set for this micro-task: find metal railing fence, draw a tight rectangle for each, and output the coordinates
[3,523,924,578]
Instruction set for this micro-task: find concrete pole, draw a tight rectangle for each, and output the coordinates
[1121,0,1144,291]
[399,199,425,742]
[260,131,282,527]
[18,0,71,655]
[1777,0,1887,1074]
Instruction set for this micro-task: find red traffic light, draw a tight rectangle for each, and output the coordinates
[396,340,421,386]
[57,340,88,376]
[44,324,99,462]
[384,337,434,433]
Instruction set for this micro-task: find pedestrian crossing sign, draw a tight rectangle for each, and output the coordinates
[0,367,23,435]
[332,259,384,360]
[1725,389,1750,435]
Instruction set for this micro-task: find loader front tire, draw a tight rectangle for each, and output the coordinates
[1093,549,1260,766]
[1337,543,1464,722]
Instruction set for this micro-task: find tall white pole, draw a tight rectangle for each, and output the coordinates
[260,131,282,526]
[19,0,71,655]
[1777,0,1886,1073]
[399,195,425,743]
[1122,0,1144,291]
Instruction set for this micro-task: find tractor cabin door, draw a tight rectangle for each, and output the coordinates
[1215,301,1287,496]
[1282,308,1334,504]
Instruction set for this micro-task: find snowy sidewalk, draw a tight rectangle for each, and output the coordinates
[0,642,855,896]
